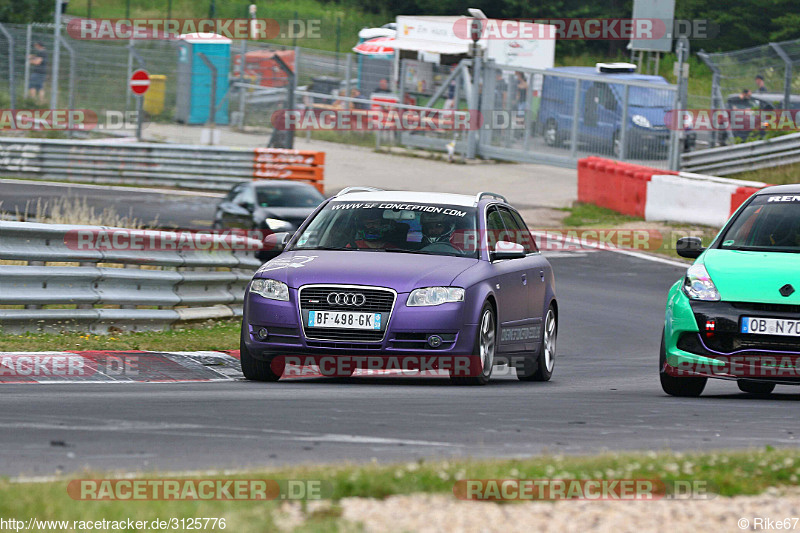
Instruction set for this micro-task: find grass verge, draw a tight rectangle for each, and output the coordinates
[558,203,721,261]
[727,162,800,186]
[2,448,800,532]
[0,319,240,352]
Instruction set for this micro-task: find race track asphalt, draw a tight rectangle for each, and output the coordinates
[0,179,221,229]
[2,248,799,478]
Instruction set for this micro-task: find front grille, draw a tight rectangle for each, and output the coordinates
[298,285,396,343]
[731,302,800,314]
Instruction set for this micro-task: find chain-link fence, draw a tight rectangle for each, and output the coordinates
[0,21,687,169]
[698,37,800,146]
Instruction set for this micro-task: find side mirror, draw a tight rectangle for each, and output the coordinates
[492,240,526,260]
[240,202,255,212]
[255,232,292,262]
[676,236,705,259]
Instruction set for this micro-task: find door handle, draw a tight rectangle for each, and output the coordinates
[521,273,527,285]
[539,270,545,282]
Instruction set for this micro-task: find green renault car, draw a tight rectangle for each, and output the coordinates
[661,185,800,397]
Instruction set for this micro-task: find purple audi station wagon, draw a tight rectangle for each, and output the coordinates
[241,187,557,385]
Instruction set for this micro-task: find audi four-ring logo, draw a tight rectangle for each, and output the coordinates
[326,292,366,306]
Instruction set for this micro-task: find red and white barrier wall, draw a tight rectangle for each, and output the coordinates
[577,157,767,227]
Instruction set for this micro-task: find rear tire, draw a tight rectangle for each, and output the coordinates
[451,303,495,386]
[517,305,556,381]
[737,380,775,395]
[240,325,284,382]
[659,330,706,397]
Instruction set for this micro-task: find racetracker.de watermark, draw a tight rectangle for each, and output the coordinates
[451,18,717,40]
[67,479,331,500]
[61,228,705,253]
[668,355,800,379]
[67,18,321,40]
[666,109,800,131]
[64,228,268,252]
[453,479,715,500]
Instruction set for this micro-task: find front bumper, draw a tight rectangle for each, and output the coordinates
[665,286,800,383]
[242,287,480,359]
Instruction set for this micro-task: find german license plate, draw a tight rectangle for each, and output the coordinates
[741,317,800,337]
[308,311,381,330]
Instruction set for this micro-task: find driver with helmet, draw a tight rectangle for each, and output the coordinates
[353,210,390,249]
[421,212,456,245]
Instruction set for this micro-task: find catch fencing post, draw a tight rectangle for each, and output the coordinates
[0,24,16,110]
[51,0,64,110]
[23,24,31,96]
[769,42,793,113]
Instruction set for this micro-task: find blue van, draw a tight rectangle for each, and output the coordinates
[537,64,693,157]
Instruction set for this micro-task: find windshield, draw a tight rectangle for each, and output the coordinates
[291,201,479,258]
[719,195,800,253]
[256,186,325,208]
[610,84,673,108]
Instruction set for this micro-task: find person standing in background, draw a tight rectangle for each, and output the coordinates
[755,74,767,93]
[28,42,47,104]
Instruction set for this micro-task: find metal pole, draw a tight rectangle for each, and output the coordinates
[125,0,130,19]
[60,38,76,136]
[344,53,352,100]
[125,37,133,112]
[167,0,172,20]
[569,78,581,159]
[23,24,31,97]
[292,11,298,48]
[136,95,143,140]
[619,84,629,160]
[335,17,341,73]
[87,0,91,18]
[697,51,720,147]
[50,0,63,110]
[0,24,16,110]
[238,38,247,129]
[769,43,793,112]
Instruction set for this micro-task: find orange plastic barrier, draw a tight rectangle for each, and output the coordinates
[252,148,325,193]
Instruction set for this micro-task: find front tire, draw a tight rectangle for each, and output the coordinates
[737,380,775,395]
[240,325,284,382]
[659,330,706,397]
[451,303,495,386]
[517,305,557,381]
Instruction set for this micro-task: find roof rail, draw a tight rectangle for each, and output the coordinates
[476,191,509,203]
[335,186,384,197]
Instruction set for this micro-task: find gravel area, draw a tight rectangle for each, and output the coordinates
[275,489,800,532]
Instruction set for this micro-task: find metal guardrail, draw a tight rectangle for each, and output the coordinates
[0,221,262,334]
[680,131,800,176]
[0,137,325,192]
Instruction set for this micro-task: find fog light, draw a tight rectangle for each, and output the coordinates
[427,335,443,348]
[256,327,269,341]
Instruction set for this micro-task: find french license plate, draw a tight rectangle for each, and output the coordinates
[308,311,381,330]
[741,317,800,337]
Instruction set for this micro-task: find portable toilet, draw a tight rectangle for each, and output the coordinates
[175,33,231,125]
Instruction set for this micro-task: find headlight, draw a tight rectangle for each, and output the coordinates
[265,218,293,231]
[407,287,465,307]
[250,278,289,301]
[682,264,720,301]
[632,114,652,128]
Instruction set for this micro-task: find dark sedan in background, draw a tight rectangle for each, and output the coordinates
[213,180,325,232]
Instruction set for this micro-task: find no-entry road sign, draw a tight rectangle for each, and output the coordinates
[129,69,151,95]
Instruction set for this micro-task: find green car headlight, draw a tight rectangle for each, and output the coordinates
[250,278,289,301]
[682,264,720,301]
[407,287,465,307]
